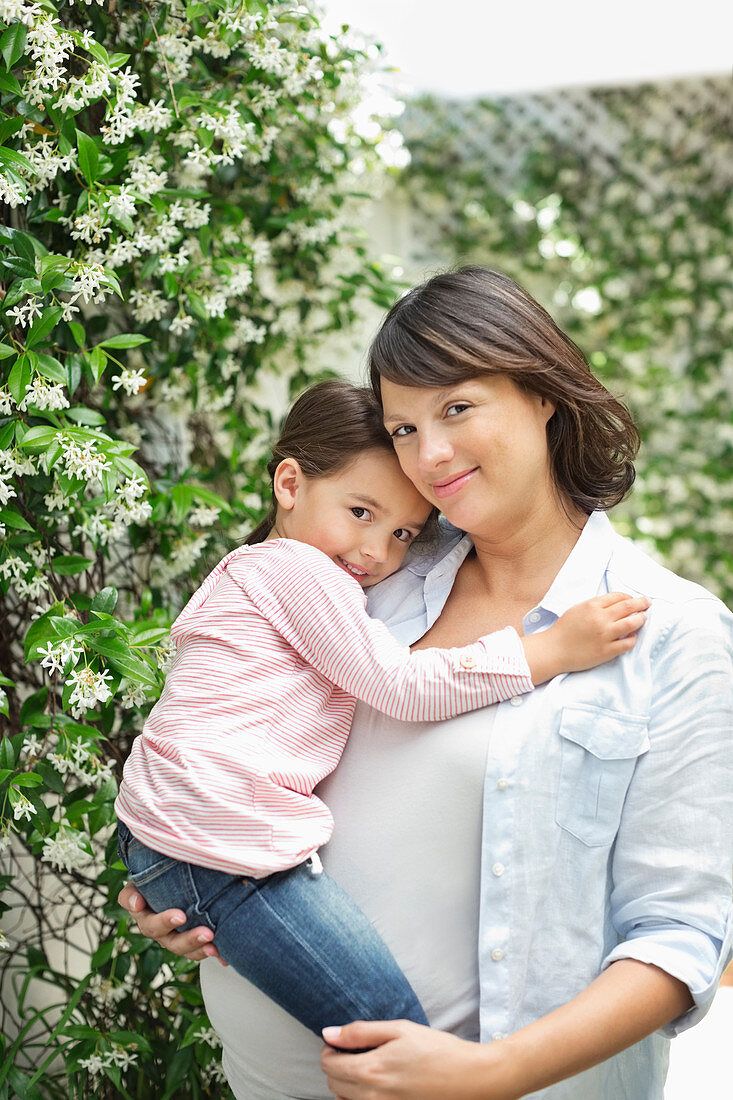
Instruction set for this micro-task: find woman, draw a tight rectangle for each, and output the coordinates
[120,267,733,1099]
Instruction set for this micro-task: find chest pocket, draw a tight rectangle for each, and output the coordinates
[556,705,650,847]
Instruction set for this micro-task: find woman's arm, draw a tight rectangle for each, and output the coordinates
[321,959,692,1099]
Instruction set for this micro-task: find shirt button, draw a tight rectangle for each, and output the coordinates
[492,1032,505,1041]
[528,611,542,623]
[460,654,476,669]
[496,778,509,791]
[491,948,505,962]
[492,862,505,876]
[509,696,523,706]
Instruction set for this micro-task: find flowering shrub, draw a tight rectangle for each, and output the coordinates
[398,83,732,604]
[0,0,399,1093]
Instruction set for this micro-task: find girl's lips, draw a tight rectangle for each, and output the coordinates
[430,468,478,499]
[336,557,371,580]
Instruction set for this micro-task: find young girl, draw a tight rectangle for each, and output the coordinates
[115,379,648,1038]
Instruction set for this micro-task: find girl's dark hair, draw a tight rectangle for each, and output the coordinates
[245,379,408,545]
[369,266,640,514]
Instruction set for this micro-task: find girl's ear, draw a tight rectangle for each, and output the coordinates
[272,458,305,512]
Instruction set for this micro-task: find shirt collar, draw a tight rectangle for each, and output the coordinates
[538,511,616,619]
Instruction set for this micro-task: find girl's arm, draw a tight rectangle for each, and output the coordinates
[233,540,645,723]
[320,959,692,1099]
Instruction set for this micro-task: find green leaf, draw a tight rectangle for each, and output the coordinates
[91,586,118,614]
[66,354,82,395]
[0,509,34,532]
[66,406,105,426]
[7,353,31,404]
[17,425,59,451]
[0,71,22,96]
[35,353,66,384]
[98,333,150,349]
[90,940,115,967]
[19,687,47,727]
[0,736,16,770]
[0,23,28,70]
[52,555,93,576]
[68,321,85,348]
[89,344,107,381]
[0,342,15,359]
[76,130,99,185]
[88,641,158,688]
[0,146,36,176]
[25,305,63,350]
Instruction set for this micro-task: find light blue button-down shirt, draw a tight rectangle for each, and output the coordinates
[366,510,733,1099]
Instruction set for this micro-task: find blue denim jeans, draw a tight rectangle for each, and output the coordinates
[117,820,428,1036]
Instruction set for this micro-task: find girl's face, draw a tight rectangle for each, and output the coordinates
[273,449,433,587]
[381,374,556,541]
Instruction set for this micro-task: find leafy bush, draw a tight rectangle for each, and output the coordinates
[0,1,399,1094]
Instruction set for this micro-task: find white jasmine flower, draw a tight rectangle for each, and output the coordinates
[21,734,44,757]
[20,379,70,412]
[41,827,91,873]
[169,314,193,336]
[67,666,114,716]
[13,795,37,822]
[105,186,137,220]
[120,682,148,709]
[0,476,17,506]
[111,368,147,395]
[189,505,220,528]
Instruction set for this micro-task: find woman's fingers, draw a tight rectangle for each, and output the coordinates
[116,882,225,962]
[322,1020,407,1051]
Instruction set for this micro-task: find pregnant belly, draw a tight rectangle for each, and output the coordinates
[201,702,491,1098]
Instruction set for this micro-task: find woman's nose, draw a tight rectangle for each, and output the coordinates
[417,429,453,473]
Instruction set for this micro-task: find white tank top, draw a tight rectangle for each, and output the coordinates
[201,700,496,1099]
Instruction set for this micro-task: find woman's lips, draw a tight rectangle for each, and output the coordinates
[430,468,478,499]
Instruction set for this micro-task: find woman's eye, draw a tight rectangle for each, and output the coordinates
[351,506,372,521]
[446,403,470,417]
[393,529,415,543]
[390,424,415,438]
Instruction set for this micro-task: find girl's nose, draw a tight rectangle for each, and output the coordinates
[362,532,390,563]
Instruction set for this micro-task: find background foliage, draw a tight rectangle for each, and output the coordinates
[397,80,732,604]
[0,0,399,1095]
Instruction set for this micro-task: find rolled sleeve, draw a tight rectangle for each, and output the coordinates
[603,596,733,1035]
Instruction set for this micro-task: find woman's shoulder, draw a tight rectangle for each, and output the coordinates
[607,528,733,646]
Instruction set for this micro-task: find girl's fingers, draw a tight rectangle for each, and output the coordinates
[610,611,647,638]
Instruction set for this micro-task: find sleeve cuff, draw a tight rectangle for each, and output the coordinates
[601,910,733,1037]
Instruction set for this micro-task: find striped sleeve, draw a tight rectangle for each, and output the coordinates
[228,540,534,722]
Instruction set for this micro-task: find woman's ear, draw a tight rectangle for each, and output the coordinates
[539,395,556,424]
[272,458,304,512]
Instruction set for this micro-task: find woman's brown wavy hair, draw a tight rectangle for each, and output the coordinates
[369,266,639,515]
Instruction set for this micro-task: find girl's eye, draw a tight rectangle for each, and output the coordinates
[390,424,415,438]
[393,528,415,543]
[351,506,372,521]
[446,403,470,417]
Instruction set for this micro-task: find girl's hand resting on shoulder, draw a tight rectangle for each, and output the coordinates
[321,1020,521,1100]
[522,592,649,686]
[117,883,226,964]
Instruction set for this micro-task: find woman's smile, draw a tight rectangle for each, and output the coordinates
[430,467,479,499]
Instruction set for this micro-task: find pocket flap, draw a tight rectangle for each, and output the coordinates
[558,705,650,761]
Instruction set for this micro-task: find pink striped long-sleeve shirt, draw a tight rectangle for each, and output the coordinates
[115,539,533,876]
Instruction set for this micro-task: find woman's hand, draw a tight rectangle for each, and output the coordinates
[320,1020,517,1100]
[117,882,226,964]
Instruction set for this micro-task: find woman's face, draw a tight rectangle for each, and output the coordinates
[381,374,556,540]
